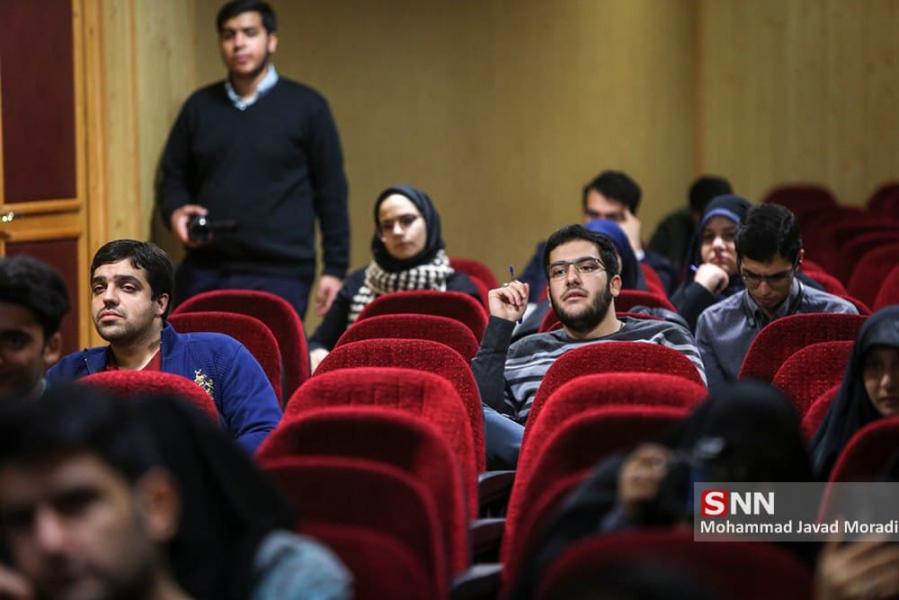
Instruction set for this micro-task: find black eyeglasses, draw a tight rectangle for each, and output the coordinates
[740,265,796,288]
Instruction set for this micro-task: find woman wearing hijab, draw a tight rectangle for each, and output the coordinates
[671,194,752,331]
[134,394,352,600]
[308,184,480,369]
[811,305,899,479]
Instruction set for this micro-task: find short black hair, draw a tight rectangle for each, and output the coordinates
[582,170,642,215]
[543,224,620,278]
[0,255,70,338]
[0,384,161,484]
[735,203,802,265]
[216,0,277,34]
[689,176,733,214]
[91,240,175,319]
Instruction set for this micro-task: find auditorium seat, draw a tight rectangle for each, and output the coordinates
[81,370,218,419]
[838,230,899,283]
[828,416,899,482]
[867,181,899,214]
[615,289,676,312]
[449,256,500,289]
[800,384,840,440]
[640,263,667,296]
[763,184,837,222]
[356,290,488,340]
[335,313,480,360]
[848,243,899,308]
[873,264,899,311]
[772,341,853,415]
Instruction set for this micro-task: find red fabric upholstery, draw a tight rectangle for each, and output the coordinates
[80,370,218,419]
[800,259,826,274]
[739,313,866,383]
[527,341,704,429]
[615,289,675,312]
[848,243,899,307]
[356,290,488,340]
[801,385,840,440]
[302,523,432,600]
[258,407,469,573]
[828,416,899,482]
[772,341,853,415]
[501,405,687,587]
[801,207,866,275]
[763,184,837,221]
[640,263,666,296]
[265,456,447,596]
[868,182,899,213]
[315,340,485,470]
[449,256,500,289]
[536,529,812,600]
[803,269,847,297]
[837,230,899,283]
[874,264,899,311]
[466,275,492,310]
[168,312,282,400]
[173,289,308,400]
[336,313,480,360]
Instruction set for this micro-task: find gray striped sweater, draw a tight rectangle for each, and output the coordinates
[471,316,707,422]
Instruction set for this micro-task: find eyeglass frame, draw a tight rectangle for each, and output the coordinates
[738,258,800,289]
[547,256,608,281]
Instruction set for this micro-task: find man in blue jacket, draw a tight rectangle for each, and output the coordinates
[47,240,281,453]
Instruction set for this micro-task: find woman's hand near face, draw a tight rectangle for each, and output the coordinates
[694,263,730,295]
[488,280,530,322]
[816,538,899,600]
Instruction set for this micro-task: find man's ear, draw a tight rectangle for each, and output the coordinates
[267,32,278,54]
[42,332,63,368]
[610,274,623,297]
[154,294,170,319]
[797,248,805,266]
[135,469,181,544]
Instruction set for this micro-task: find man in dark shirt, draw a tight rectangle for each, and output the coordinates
[157,0,349,319]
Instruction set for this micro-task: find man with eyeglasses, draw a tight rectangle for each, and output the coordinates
[473,225,705,467]
[695,203,857,393]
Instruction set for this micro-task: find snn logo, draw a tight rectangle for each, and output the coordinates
[701,490,774,517]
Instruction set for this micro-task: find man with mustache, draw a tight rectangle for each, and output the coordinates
[46,240,281,453]
[473,225,706,437]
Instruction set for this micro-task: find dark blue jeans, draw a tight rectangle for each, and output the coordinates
[174,259,312,319]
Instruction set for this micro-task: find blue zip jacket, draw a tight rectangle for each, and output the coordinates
[46,323,281,453]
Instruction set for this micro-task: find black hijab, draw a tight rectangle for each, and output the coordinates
[371,184,445,273]
[682,194,752,288]
[811,306,899,479]
[584,219,648,291]
[134,394,297,600]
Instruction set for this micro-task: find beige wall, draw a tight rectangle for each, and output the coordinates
[698,0,899,206]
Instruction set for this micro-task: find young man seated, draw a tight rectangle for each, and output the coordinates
[47,240,281,452]
[695,203,858,393]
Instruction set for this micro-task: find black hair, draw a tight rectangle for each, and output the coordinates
[688,176,732,214]
[216,0,277,33]
[543,224,620,278]
[0,384,161,484]
[91,240,175,319]
[735,203,802,265]
[582,170,642,215]
[0,255,70,338]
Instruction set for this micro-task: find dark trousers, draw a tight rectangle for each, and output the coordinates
[174,258,312,319]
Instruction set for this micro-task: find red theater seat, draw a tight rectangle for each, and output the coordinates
[81,370,218,419]
[356,290,487,340]
[828,416,899,482]
[772,341,853,415]
[873,264,899,311]
[848,243,899,308]
[336,313,479,360]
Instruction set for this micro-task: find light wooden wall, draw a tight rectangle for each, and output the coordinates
[698,0,899,206]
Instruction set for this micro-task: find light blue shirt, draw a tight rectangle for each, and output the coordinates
[225,65,279,110]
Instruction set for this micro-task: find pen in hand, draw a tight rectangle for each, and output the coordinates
[509,265,522,324]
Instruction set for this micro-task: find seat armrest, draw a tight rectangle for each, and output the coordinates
[478,470,515,516]
[451,563,503,600]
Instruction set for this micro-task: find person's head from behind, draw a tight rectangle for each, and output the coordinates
[372,184,444,265]
[90,240,173,346]
[216,1,278,81]
[688,176,732,218]
[0,255,70,400]
[735,203,802,313]
[582,170,641,223]
[543,225,621,335]
[697,194,752,277]
[0,385,181,600]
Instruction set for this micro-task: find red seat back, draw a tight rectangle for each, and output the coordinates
[616,289,675,312]
[867,182,899,214]
[276,367,477,514]
[527,341,704,426]
[763,184,837,221]
[801,384,840,440]
[173,289,308,399]
[739,313,866,383]
[640,262,666,296]
[315,340,486,470]
[873,264,899,311]
[536,530,812,600]
[168,312,282,400]
[81,370,218,419]
[837,230,899,283]
[356,290,487,339]
[265,456,447,597]
[828,416,899,482]
[449,256,500,289]
[336,313,479,360]
[772,341,853,415]
[848,243,899,307]
[258,407,469,573]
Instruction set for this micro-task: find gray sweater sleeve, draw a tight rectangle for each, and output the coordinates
[471,316,517,416]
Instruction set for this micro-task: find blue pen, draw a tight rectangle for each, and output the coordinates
[509,265,522,324]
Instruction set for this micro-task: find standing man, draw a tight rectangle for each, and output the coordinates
[157,0,349,319]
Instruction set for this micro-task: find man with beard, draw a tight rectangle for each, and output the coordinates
[473,225,706,428]
[47,240,281,453]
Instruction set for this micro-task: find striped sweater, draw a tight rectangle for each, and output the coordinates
[472,316,707,422]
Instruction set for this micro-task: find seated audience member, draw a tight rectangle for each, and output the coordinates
[518,170,678,301]
[0,256,70,401]
[308,184,480,370]
[670,194,752,331]
[473,224,706,427]
[649,175,733,271]
[0,385,191,600]
[46,240,281,453]
[810,305,899,478]
[510,381,812,600]
[135,393,351,600]
[695,204,858,393]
